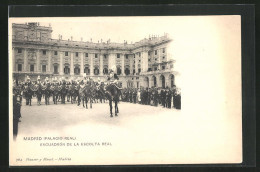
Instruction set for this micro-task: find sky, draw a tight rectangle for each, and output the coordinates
[10,16,241,86]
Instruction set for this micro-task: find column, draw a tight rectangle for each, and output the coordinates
[36,49,40,72]
[121,54,125,76]
[70,52,74,76]
[100,54,103,76]
[12,48,15,72]
[59,51,63,75]
[149,76,153,88]
[142,51,149,73]
[129,54,133,75]
[158,49,161,70]
[135,53,138,75]
[23,48,28,72]
[90,53,94,76]
[48,50,51,72]
[80,52,84,75]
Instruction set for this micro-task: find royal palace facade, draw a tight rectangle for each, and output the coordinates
[12,22,179,88]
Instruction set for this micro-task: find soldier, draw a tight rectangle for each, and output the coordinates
[154,87,159,106]
[13,83,22,140]
[107,65,119,85]
[133,88,137,104]
[166,87,172,108]
[161,88,166,107]
[36,76,42,105]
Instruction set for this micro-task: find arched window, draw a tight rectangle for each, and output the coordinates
[125,68,130,75]
[117,67,121,75]
[94,67,99,75]
[84,66,90,75]
[64,66,70,74]
[74,66,80,75]
[103,68,108,75]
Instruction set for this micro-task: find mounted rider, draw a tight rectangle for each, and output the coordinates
[106,65,121,89]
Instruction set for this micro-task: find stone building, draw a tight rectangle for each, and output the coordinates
[12,22,179,88]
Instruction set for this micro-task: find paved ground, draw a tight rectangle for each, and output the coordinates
[12,97,241,165]
[18,98,180,135]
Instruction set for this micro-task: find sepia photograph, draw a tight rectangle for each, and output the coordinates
[9,16,242,166]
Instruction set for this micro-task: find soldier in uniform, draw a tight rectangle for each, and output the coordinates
[13,80,22,140]
[36,76,42,105]
[133,88,137,104]
[107,65,119,85]
[161,88,166,107]
[154,87,159,106]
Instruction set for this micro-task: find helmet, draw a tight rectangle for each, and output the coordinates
[37,75,41,80]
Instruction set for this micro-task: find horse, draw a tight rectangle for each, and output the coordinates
[30,83,42,105]
[96,83,106,103]
[23,84,33,106]
[104,83,122,117]
[84,82,96,109]
[68,84,77,104]
[60,84,67,104]
[50,84,61,105]
[78,82,86,107]
[41,83,51,105]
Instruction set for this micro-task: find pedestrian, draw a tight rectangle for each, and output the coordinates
[13,86,21,140]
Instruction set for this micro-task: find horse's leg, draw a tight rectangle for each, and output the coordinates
[85,97,88,109]
[116,102,119,114]
[115,101,118,116]
[109,100,113,117]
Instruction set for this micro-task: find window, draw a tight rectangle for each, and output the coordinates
[42,65,46,72]
[54,51,58,55]
[148,58,151,62]
[117,67,121,75]
[162,56,165,59]
[94,67,99,75]
[54,65,58,74]
[84,67,90,74]
[103,68,108,74]
[104,55,107,59]
[139,60,141,63]
[148,68,152,72]
[138,68,141,73]
[18,48,22,53]
[126,55,128,59]
[74,67,80,75]
[18,64,22,71]
[85,53,88,57]
[155,50,157,55]
[139,52,141,57]
[64,66,70,74]
[163,48,165,53]
[65,52,68,56]
[117,54,120,58]
[95,54,98,58]
[162,66,165,70]
[154,67,157,71]
[43,50,46,55]
[125,68,130,75]
[76,52,79,57]
[155,58,157,61]
[30,65,34,72]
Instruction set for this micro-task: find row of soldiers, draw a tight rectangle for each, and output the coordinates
[121,86,181,109]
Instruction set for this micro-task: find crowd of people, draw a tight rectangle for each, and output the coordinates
[121,86,181,109]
